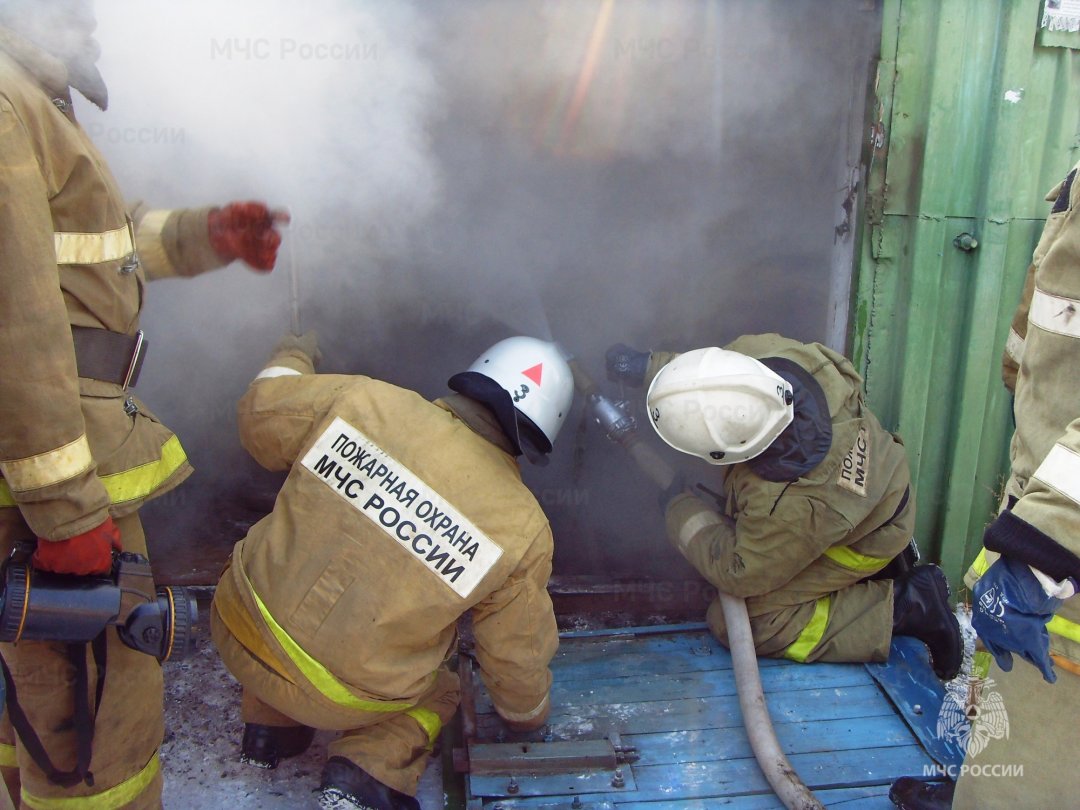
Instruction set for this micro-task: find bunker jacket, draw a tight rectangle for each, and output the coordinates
[214,343,559,730]
[0,27,225,543]
[967,162,1080,668]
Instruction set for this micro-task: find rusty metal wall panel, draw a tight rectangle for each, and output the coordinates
[853,0,1080,584]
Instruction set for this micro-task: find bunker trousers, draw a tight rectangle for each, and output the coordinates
[706,574,894,664]
[212,606,460,796]
[952,657,1080,808]
[0,510,164,810]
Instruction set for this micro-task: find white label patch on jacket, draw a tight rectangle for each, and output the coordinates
[837,425,870,497]
[300,416,503,599]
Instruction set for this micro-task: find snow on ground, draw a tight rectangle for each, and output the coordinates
[161,626,444,809]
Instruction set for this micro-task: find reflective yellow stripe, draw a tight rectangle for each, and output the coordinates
[782,595,831,663]
[22,751,158,810]
[823,545,891,573]
[972,548,991,577]
[675,508,722,554]
[1030,287,1080,340]
[0,436,93,492]
[0,436,187,508]
[0,743,15,768]
[99,435,187,504]
[133,210,171,277]
[406,707,442,749]
[1005,327,1025,364]
[239,563,414,713]
[494,693,550,725]
[1048,615,1080,645]
[53,224,134,266]
[254,366,303,381]
[1033,444,1080,506]
[212,591,295,683]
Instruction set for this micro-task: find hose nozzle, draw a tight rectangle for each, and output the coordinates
[588,392,637,444]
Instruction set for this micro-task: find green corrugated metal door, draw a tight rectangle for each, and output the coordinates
[854,0,1080,586]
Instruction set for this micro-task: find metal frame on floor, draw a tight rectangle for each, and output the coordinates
[450,619,947,809]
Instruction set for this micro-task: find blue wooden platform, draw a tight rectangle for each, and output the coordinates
[461,624,946,809]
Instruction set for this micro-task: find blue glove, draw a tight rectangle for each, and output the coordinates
[605,343,650,387]
[972,556,1063,683]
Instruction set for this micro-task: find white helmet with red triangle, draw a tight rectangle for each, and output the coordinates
[448,336,574,461]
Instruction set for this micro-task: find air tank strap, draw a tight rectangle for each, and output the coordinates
[0,635,107,787]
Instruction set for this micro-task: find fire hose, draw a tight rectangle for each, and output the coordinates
[569,360,824,810]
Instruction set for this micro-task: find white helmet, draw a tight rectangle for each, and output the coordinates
[448,336,574,461]
[646,347,794,465]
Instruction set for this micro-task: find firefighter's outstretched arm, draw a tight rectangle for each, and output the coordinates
[134,200,287,280]
[237,331,355,471]
[665,491,849,599]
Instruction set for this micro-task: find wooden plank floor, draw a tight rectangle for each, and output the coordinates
[464,625,935,809]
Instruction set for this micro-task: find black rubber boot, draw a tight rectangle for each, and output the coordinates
[889,776,955,809]
[318,757,420,810]
[892,565,963,681]
[239,722,316,769]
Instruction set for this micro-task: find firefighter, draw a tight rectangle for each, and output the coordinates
[211,332,574,810]
[891,166,1080,809]
[0,1,284,807]
[606,335,962,677]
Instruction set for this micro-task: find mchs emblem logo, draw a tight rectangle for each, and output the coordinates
[936,677,1009,758]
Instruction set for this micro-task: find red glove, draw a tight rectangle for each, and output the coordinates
[33,517,122,576]
[207,201,288,272]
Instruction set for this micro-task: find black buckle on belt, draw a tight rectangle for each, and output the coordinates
[122,331,146,390]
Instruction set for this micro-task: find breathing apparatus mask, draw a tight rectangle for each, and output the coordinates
[0,543,197,788]
[0,542,197,662]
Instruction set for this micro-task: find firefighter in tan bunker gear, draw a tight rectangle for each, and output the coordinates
[0,2,285,807]
[211,333,575,810]
[892,163,1080,810]
[606,334,962,677]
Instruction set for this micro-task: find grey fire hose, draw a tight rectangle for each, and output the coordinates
[570,360,824,810]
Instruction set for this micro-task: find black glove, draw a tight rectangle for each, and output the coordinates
[605,343,650,387]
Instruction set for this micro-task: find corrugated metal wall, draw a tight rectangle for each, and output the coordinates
[853,0,1080,586]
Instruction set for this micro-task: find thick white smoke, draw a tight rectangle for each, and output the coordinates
[55,0,879,581]
[83,0,443,326]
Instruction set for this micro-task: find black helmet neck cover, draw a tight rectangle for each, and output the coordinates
[447,371,551,465]
[747,357,832,482]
